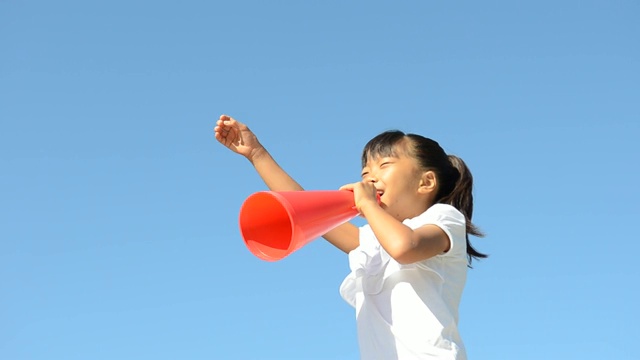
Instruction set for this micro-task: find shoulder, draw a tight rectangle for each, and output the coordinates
[406,204,467,258]
[407,204,465,229]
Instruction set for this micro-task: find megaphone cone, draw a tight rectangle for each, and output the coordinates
[238,190,359,261]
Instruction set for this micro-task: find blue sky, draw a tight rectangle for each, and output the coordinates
[1,1,639,359]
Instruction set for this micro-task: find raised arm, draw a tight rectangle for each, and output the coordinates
[214,115,359,254]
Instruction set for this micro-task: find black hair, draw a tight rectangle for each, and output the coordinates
[361,130,488,265]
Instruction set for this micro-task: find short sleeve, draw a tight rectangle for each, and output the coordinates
[404,204,467,258]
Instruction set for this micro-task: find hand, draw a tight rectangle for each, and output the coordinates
[214,115,264,160]
[339,181,380,214]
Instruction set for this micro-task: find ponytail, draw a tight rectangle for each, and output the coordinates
[439,155,488,265]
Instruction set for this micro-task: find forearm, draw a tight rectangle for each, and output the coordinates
[248,147,304,192]
[359,202,417,262]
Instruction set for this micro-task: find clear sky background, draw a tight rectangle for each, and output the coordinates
[1,1,639,359]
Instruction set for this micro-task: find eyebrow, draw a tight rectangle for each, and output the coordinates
[364,156,397,165]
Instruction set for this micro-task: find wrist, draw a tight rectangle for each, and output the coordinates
[358,198,380,216]
[247,145,268,164]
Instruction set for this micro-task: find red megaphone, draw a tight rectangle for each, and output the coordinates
[238,190,359,261]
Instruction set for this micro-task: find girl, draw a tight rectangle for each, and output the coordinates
[214,115,486,360]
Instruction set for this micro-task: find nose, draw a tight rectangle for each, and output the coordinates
[364,174,378,183]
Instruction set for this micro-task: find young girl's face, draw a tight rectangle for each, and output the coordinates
[361,146,431,221]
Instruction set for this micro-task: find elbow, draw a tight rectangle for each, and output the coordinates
[385,231,439,265]
[393,253,417,265]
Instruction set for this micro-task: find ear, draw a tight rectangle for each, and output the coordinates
[418,171,437,195]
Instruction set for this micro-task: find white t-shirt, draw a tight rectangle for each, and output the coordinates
[339,204,469,360]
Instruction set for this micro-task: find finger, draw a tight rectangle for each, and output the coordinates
[360,180,376,190]
[218,117,234,128]
[214,126,232,141]
[214,127,228,138]
[223,117,250,132]
[214,125,229,136]
[218,131,232,147]
[339,183,356,191]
